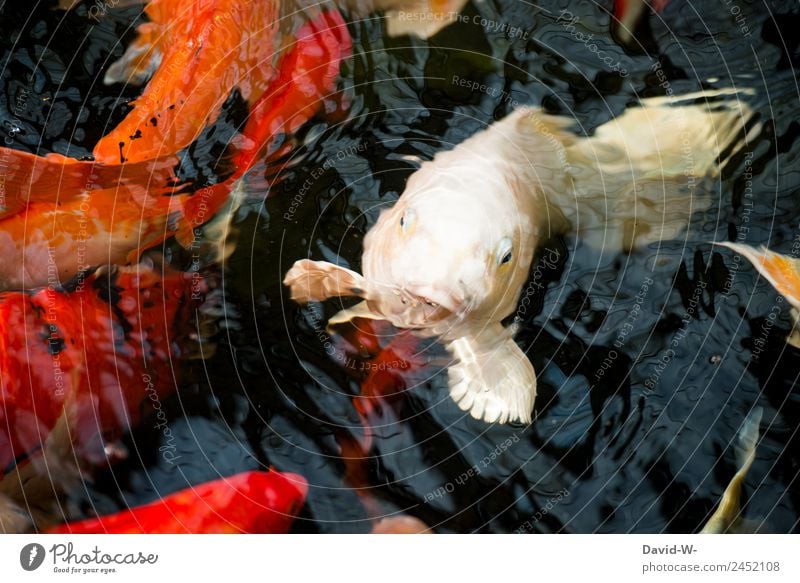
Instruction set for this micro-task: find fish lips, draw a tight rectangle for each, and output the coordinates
[395,286,470,323]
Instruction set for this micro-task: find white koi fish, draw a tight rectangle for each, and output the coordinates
[285,92,755,424]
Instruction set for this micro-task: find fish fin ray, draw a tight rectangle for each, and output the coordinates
[329,301,384,328]
[446,325,536,424]
[283,260,368,304]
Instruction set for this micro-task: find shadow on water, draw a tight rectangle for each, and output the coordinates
[1,0,798,532]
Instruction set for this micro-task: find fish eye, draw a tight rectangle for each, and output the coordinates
[400,208,416,233]
[496,237,513,266]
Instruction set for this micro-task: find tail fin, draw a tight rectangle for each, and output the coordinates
[512,91,758,251]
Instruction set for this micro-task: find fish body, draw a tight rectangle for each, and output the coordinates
[286,94,754,424]
[94,0,283,165]
[613,0,670,44]
[87,0,464,163]
[47,471,308,533]
[716,242,800,348]
[0,259,207,477]
[0,8,351,290]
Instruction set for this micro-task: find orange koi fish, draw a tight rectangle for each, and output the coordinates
[93,0,285,165]
[717,242,800,348]
[0,8,351,290]
[54,0,469,168]
[48,471,308,534]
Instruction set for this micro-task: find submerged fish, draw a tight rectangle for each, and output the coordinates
[0,257,219,533]
[612,0,670,45]
[716,242,800,348]
[340,0,474,38]
[701,407,763,534]
[285,93,754,424]
[0,8,351,290]
[331,318,428,522]
[47,470,308,534]
[73,0,470,164]
[94,0,306,165]
[0,258,212,478]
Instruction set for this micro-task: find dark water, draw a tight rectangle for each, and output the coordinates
[2,0,799,533]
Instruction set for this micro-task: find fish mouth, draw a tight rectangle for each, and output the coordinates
[399,285,468,317]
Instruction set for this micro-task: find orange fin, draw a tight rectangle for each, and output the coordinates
[717,242,800,305]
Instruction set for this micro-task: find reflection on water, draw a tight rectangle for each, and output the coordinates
[1,0,798,533]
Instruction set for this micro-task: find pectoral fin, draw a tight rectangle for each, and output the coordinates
[283,259,368,304]
[445,325,536,424]
[328,301,385,328]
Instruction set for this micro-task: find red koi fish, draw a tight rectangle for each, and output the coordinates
[48,470,308,534]
[0,9,351,290]
[330,318,432,530]
[613,0,670,44]
[0,258,209,476]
